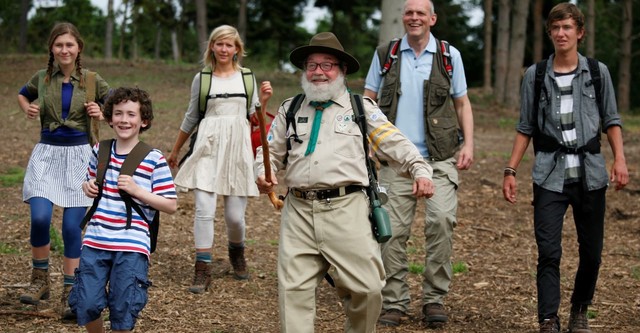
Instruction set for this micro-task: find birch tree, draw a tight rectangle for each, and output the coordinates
[378,0,405,45]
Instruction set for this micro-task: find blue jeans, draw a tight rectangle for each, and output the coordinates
[69,246,151,330]
[532,183,606,322]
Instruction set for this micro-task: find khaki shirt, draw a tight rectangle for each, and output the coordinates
[255,89,432,189]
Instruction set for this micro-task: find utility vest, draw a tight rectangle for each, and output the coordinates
[376,39,460,161]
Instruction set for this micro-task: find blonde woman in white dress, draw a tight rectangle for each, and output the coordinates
[167,25,272,294]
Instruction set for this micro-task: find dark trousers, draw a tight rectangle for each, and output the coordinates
[532,183,606,322]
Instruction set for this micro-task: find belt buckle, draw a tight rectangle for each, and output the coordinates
[306,190,317,200]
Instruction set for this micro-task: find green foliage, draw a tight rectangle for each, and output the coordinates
[0,167,25,187]
[631,266,640,280]
[408,262,425,274]
[0,242,19,254]
[50,228,64,255]
[586,309,597,320]
[452,261,469,274]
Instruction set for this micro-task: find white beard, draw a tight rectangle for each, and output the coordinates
[301,72,346,102]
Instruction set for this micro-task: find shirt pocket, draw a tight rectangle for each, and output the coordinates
[580,86,602,132]
[333,121,363,158]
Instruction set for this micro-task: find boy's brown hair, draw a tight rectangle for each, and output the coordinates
[546,3,586,44]
[103,87,154,133]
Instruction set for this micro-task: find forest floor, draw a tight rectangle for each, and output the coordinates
[0,55,639,332]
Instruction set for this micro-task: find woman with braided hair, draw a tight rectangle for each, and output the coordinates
[17,22,110,320]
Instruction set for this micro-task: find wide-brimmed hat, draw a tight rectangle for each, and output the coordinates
[289,32,360,74]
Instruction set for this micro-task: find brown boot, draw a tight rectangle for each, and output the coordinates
[228,246,249,280]
[20,268,50,305]
[60,284,76,321]
[188,261,212,294]
[568,304,592,333]
[422,303,448,328]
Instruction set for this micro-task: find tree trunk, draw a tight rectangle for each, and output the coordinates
[130,4,139,61]
[154,26,162,60]
[482,0,493,94]
[171,29,181,63]
[105,0,114,60]
[238,0,247,42]
[378,0,405,45]
[195,0,208,58]
[586,0,595,58]
[532,0,543,63]
[505,0,530,109]
[19,0,29,53]
[118,0,129,60]
[617,0,632,112]
[494,0,511,104]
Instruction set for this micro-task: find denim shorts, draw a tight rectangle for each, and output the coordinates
[69,246,151,330]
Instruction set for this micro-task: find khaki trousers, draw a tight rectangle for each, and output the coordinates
[378,158,458,312]
[278,191,385,333]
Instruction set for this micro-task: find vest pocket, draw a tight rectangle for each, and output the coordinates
[427,116,459,160]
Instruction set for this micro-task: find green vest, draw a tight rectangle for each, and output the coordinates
[36,67,109,134]
[376,39,459,161]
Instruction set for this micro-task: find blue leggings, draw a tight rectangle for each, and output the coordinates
[29,197,85,258]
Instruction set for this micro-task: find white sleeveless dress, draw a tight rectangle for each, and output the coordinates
[174,71,259,196]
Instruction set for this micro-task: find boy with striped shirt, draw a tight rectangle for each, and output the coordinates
[70,87,177,333]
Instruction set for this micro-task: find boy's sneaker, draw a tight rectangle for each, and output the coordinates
[540,318,560,333]
[378,309,404,327]
[422,303,448,328]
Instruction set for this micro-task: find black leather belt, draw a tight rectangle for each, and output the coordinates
[290,185,363,200]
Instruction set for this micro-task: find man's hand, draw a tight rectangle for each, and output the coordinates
[457,144,474,170]
[610,160,629,191]
[502,175,517,204]
[412,177,434,198]
[256,173,278,194]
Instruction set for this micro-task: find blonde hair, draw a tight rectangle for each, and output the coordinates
[202,25,246,71]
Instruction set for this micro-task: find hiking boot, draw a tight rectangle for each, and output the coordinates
[189,261,212,294]
[229,246,249,280]
[568,305,592,333]
[19,268,50,305]
[422,303,448,328]
[378,309,404,327]
[540,318,560,333]
[60,284,76,321]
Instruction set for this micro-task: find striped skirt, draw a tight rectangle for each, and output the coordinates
[22,143,93,208]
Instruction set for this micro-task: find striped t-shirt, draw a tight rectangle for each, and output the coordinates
[83,141,177,258]
[554,71,581,184]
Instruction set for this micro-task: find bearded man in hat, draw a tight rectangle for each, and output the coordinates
[255,32,435,333]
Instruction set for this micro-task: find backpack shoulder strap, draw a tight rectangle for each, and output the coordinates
[586,57,603,119]
[119,141,154,230]
[80,139,115,229]
[241,67,255,112]
[85,71,97,102]
[198,66,213,121]
[533,59,548,130]
[282,93,306,165]
[120,141,153,177]
[377,38,401,76]
[439,40,453,78]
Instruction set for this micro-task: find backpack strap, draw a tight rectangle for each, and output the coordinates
[586,57,603,121]
[80,139,115,229]
[241,67,255,114]
[85,71,99,145]
[439,40,453,78]
[282,93,306,165]
[118,141,154,230]
[198,66,212,121]
[378,38,401,76]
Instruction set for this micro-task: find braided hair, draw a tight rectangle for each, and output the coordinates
[45,22,85,87]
